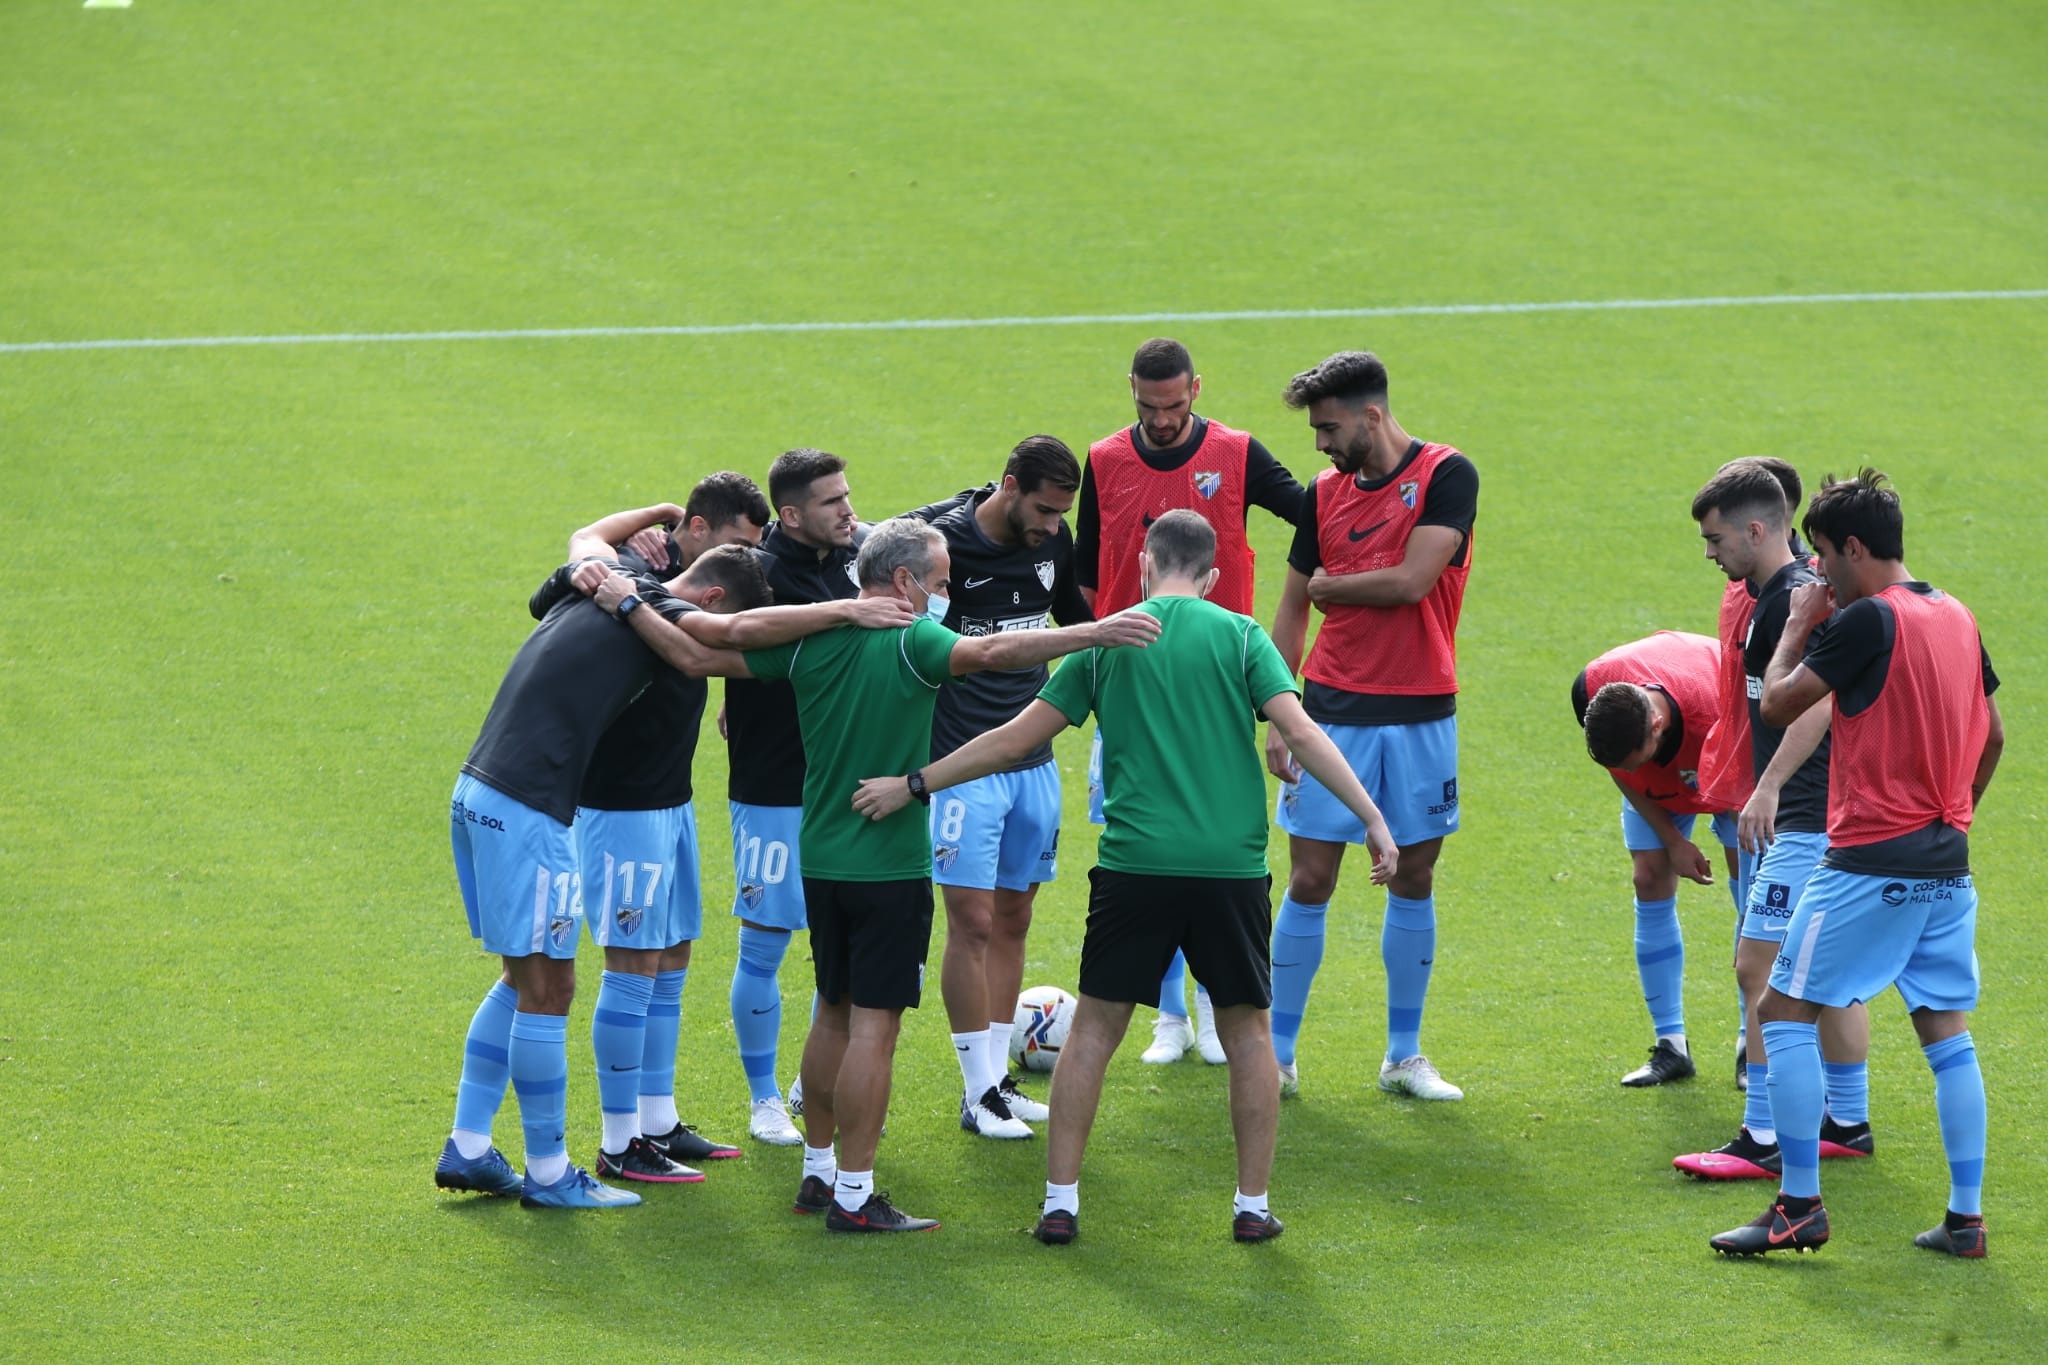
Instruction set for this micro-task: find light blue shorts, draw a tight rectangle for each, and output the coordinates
[1770,866,1979,1011]
[1620,803,1738,853]
[1087,725,1105,826]
[932,763,1061,891]
[728,801,806,930]
[1738,830,1827,944]
[575,802,702,950]
[451,773,582,960]
[1276,717,1460,850]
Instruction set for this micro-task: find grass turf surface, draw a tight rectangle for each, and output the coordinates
[2,1,2044,1359]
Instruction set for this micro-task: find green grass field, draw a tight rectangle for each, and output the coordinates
[3,2,2044,1359]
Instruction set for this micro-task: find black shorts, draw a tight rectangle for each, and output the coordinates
[803,876,934,1011]
[1078,868,1273,1010]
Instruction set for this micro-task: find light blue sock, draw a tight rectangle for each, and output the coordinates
[1924,1032,1985,1216]
[1632,896,1685,1037]
[1383,894,1436,1062]
[1743,1064,1774,1137]
[592,972,654,1140]
[1762,1020,1824,1199]
[1268,896,1327,1067]
[1824,1060,1870,1125]
[509,1011,570,1165]
[453,980,517,1135]
[732,926,789,1102]
[642,969,687,1108]
[1158,949,1188,1020]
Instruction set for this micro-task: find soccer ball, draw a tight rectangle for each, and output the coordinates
[1010,985,1076,1073]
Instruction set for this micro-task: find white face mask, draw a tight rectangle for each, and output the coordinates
[911,573,950,624]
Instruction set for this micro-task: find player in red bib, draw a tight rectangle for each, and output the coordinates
[1575,631,1740,1086]
[1264,350,1478,1102]
[1074,337,1304,1064]
[1712,469,2003,1258]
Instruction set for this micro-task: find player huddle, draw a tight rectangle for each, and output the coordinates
[433,338,2000,1260]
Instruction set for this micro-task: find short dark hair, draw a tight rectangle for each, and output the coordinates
[1130,338,1193,383]
[1004,434,1081,495]
[1283,350,1389,411]
[686,471,771,530]
[682,542,771,611]
[1749,457,1803,513]
[1583,682,1654,767]
[1802,467,1904,561]
[1690,460,1790,528]
[767,448,846,514]
[1144,508,1217,579]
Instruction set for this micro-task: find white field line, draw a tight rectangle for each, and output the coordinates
[2,289,2044,356]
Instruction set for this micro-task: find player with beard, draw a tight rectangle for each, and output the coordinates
[1075,338,1305,1065]
[901,436,1093,1139]
[1263,350,1477,1102]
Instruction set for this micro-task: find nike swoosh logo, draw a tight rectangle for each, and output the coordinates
[1770,1213,1821,1244]
[1348,518,1392,542]
[965,576,994,588]
[610,1064,636,1072]
[1420,959,1434,966]
[751,1007,776,1015]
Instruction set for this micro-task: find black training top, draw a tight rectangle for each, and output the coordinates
[1742,558,1832,834]
[724,523,866,807]
[904,484,1093,769]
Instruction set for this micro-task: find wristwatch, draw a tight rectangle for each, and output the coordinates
[906,769,931,805]
[616,593,642,620]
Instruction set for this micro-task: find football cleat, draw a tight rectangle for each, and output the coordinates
[1035,1208,1077,1245]
[1709,1195,1829,1255]
[786,1075,804,1118]
[962,1086,1033,1139]
[434,1139,523,1196]
[750,1097,803,1146]
[646,1122,742,1162]
[997,1074,1049,1122]
[1818,1117,1875,1159]
[1277,1061,1299,1099]
[824,1191,941,1233]
[792,1174,834,1216]
[1140,1013,1194,1064]
[1914,1213,1986,1259]
[520,1166,643,1209]
[1674,1127,1782,1181]
[1379,1054,1463,1101]
[595,1136,704,1184]
[1232,1210,1285,1244]
[1193,991,1228,1065]
[1622,1039,1696,1087]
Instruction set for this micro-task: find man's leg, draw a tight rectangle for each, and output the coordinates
[1819,1003,1873,1143]
[986,885,1051,1113]
[438,971,522,1193]
[1270,836,1341,1078]
[1619,814,1694,1085]
[1213,1004,1279,1197]
[831,1004,904,1179]
[728,802,804,1140]
[1046,994,1137,1188]
[1914,1009,1986,1253]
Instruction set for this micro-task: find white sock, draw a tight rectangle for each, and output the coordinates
[1750,1125,1778,1146]
[528,1152,570,1186]
[834,1168,874,1213]
[803,1143,837,1182]
[600,1110,640,1156]
[1658,1033,1690,1057]
[639,1094,679,1134]
[451,1128,493,1160]
[1234,1188,1270,1217]
[987,1020,1014,1086]
[1044,1180,1079,1217]
[952,1029,992,1100]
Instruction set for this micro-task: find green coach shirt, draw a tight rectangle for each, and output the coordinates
[744,616,959,881]
[1038,594,1299,879]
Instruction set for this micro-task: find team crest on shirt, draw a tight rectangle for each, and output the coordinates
[1036,560,1055,590]
[615,904,644,937]
[740,881,765,910]
[1679,769,1699,789]
[1193,470,1222,499]
[844,560,860,585]
[549,915,576,950]
[1398,480,1419,509]
[934,843,961,873]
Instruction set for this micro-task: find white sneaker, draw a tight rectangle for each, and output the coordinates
[1277,1061,1299,1099]
[1193,990,1227,1065]
[1140,1013,1194,1064]
[998,1074,1049,1122]
[960,1087,1033,1139]
[786,1075,803,1118]
[750,1096,802,1145]
[1378,1054,1464,1101]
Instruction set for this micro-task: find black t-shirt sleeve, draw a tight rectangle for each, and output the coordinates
[1417,456,1479,535]
[528,563,578,621]
[1802,598,1891,710]
[1571,669,1591,726]
[1052,548,1094,625]
[900,488,978,524]
[1246,439,1305,524]
[1074,463,1100,591]
[1286,476,1322,576]
[1981,643,1999,697]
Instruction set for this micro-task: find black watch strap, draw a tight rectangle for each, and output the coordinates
[617,593,642,619]
[907,770,931,805]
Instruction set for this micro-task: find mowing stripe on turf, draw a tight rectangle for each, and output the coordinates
[3,288,2044,355]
